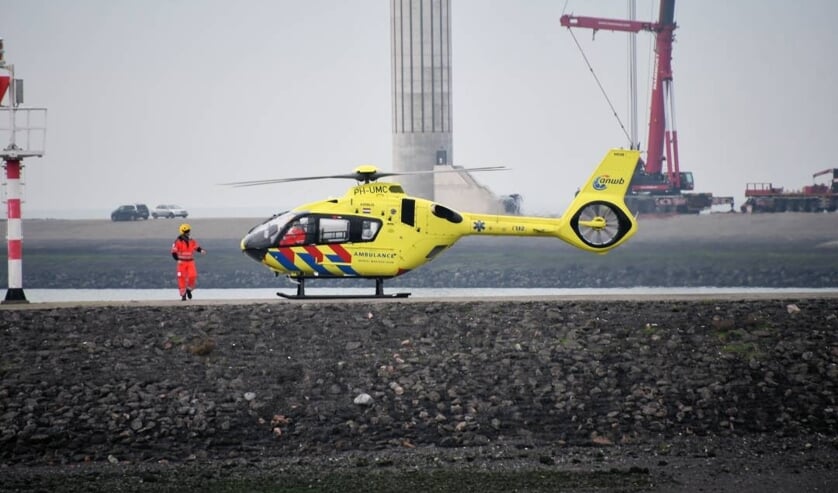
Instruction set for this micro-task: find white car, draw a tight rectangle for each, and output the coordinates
[151,204,189,219]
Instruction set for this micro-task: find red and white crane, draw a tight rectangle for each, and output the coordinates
[561,0,732,214]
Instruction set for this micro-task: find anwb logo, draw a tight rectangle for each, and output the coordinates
[593,175,625,190]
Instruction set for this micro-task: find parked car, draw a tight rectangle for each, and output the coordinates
[152,204,189,219]
[111,204,140,221]
[135,203,150,220]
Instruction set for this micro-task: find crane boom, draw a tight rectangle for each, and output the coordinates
[559,15,655,33]
[561,0,679,188]
[813,168,837,179]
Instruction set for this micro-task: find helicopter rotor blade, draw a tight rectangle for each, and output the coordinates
[221,166,508,188]
[373,166,508,179]
[220,173,362,188]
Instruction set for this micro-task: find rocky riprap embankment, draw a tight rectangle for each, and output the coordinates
[1,298,837,469]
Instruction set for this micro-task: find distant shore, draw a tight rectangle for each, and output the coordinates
[1,213,838,290]
[6,211,838,242]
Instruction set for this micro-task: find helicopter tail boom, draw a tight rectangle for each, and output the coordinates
[456,149,639,252]
[554,149,640,253]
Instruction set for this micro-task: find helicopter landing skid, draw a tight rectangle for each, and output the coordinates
[277,277,411,300]
[277,292,410,300]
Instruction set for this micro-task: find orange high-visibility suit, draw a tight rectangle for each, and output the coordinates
[279,225,306,246]
[171,234,204,299]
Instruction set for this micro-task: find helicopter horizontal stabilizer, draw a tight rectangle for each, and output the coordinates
[555,149,641,253]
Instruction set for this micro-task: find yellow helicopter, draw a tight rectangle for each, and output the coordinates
[228,148,640,299]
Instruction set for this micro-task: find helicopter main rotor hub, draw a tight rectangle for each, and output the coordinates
[353,165,380,184]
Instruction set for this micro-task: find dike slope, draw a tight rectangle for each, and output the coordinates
[1,298,837,492]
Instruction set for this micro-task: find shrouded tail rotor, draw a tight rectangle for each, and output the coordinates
[569,200,633,249]
[554,149,640,253]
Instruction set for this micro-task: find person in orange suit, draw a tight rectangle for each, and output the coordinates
[171,223,206,301]
[279,221,307,246]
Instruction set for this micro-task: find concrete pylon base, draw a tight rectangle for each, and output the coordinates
[3,288,29,304]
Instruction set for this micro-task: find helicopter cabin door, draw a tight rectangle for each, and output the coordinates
[301,216,352,276]
[313,215,396,277]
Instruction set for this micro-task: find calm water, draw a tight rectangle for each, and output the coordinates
[17,287,838,303]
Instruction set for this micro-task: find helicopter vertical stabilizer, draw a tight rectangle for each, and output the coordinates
[555,149,640,252]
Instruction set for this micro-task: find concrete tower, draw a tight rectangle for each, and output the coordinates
[390,0,452,200]
[390,0,505,213]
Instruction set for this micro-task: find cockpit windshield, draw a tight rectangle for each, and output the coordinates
[242,211,298,250]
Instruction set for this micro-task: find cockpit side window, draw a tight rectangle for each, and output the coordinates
[279,216,312,246]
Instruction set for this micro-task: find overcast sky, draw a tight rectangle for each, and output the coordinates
[2,0,837,218]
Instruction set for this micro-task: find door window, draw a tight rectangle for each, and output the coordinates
[318,217,350,243]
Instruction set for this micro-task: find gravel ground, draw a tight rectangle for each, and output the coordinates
[1,297,837,492]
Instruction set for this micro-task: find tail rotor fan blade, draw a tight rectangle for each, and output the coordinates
[571,201,629,248]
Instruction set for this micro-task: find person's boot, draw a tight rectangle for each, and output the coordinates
[181,293,187,301]
[186,289,193,300]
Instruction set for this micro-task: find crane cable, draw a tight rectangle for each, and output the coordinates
[564,27,633,146]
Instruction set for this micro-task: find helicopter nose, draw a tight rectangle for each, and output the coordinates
[240,235,268,263]
[243,248,267,263]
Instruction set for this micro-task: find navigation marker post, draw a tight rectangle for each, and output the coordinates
[1,39,47,304]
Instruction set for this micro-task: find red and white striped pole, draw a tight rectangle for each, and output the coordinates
[3,157,27,303]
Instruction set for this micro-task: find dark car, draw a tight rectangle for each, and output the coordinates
[135,204,150,220]
[111,205,140,221]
